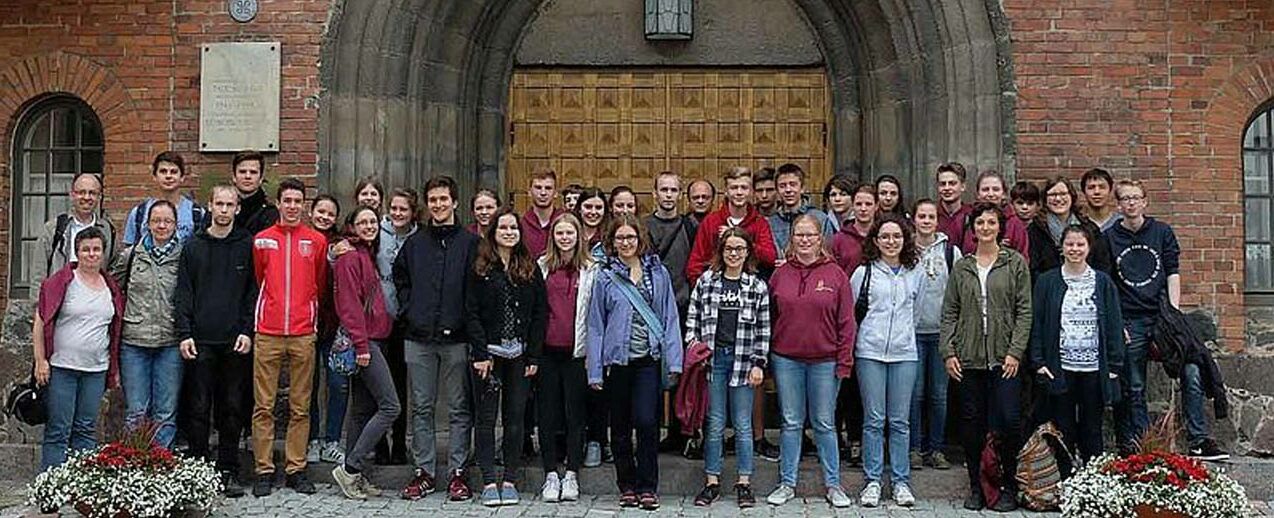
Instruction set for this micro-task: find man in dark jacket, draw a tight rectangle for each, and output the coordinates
[393,175,481,501]
[1105,180,1227,461]
[231,150,280,235]
[174,185,257,498]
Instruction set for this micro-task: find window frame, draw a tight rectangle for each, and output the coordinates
[8,95,104,299]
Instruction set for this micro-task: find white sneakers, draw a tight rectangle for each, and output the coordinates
[859,481,881,507]
[766,485,795,506]
[319,441,345,464]
[541,472,562,502]
[560,471,580,501]
[894,483,916,507]
[827,486,852,508]
[306,440,322,463]
[332,465,367,500]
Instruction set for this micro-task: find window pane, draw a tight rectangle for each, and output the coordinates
[1248,243,1273,290]
[52,108,78,147]
[82,151,103,174]
[23,151,47,193]
[1246,151,1270,195]
[22,197,45,238]
[51,150,77,174]
[23,112,51,149]
[81,116,102,147]
[20,241,43,289]
[48,195,70,218]
[1247,198,1271,241]
[1248,111,1271,149]
[50,173,74,195]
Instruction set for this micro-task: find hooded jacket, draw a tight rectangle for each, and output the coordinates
[174,226,257,346]
[767,197,835,251]
[1103,217,1180,319]
[392,223,480,344]
[957,204,1031,258]
[334,241,394,356]
[1026,215,1113,283]
[537,256,598,359]
[113,240,184,346]
[377,217,418,318]
[585,255,684,385]
[940,247,1032,370]
[915,233,962,334]
[830,222,870,276]
[686,204,777,282]
[252,222,330,337]
[769,255,856,378]
[1028,267,1125,405]
[850,260,924,363]
[235,188,280,237]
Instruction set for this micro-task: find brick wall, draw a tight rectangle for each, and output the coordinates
[1004,0,1274,348]
[0,0,330,311]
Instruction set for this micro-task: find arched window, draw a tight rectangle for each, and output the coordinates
[9,96,103,298]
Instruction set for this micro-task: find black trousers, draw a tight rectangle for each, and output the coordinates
[836,371,864,443]
[605,358,661,494]
[960,368,1022,495]
[537,350,587,472]
[586,385,609,447]
[1048,370,1105,463]
[474,356,530,484]
[185,343,250,474]
[376,330,409,457]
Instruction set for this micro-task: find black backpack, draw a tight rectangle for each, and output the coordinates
[5,374,47,426]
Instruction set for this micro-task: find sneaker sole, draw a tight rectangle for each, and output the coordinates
[1191,453,1231,462]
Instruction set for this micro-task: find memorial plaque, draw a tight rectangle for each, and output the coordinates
[200,42,280,152]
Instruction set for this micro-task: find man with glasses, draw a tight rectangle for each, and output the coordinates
[32,172,116,288]
[1105,180,1227,461]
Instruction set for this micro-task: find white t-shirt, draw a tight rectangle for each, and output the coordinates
[50,273,114,373]
[977,262,992,335]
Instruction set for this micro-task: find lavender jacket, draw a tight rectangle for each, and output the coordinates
[585,254,684,386]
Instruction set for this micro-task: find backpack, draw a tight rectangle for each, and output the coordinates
[1016,422,1074,511]
[46,214,72,273]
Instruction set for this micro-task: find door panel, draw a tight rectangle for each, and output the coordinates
[507,68,830,210]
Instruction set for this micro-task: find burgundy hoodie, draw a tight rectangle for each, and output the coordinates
[333,241,393,355]
[830,222,869,276]
[769,255,857,378]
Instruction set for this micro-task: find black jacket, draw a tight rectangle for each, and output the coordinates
[1027,267,1125,405]
[173,226,257,345]
[466,263,547,364]
[1027,216,1113,284]
[393,224,480,344]
[1155,300,1229,418]
[236,189,280,237]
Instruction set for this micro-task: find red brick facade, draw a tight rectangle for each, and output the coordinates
[1,0,1271,347]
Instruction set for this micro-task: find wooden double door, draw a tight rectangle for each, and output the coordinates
[506,68,831,210]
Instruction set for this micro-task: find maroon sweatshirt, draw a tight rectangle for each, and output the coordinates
[543,267,578,351]
[769,255,857,378]
[830,222,869,276]
[333,242,393,355]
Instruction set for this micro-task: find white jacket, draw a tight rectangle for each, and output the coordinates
[537,256,597,358]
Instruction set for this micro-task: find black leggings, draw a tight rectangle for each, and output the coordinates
[473,357,530,485]
[960,368,1022,496]
[537,350,587,472]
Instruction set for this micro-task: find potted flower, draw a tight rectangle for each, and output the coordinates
[1060,411,1248,517]
[27,423,222,517]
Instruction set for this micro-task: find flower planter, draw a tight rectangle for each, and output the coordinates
[1133,504,1189,518]
[74,501,131,518]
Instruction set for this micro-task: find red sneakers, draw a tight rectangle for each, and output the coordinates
[400,468,436,500]
[447,469,472,501]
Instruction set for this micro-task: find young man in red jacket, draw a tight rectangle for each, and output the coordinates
[249,178,330,497]
[686,166,778,283]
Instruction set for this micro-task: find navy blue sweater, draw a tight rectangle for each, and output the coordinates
[1103,217,1179,318]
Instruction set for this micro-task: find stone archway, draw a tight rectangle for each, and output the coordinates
[318,0,1016,200]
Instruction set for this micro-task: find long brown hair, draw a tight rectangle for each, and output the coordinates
[710,227,757,274]
[543,213,594,272]
[474,207,536,284]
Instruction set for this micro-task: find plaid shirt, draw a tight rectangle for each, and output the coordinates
[685,270,771,387]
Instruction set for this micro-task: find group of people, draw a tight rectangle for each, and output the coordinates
[29,151,1228,512]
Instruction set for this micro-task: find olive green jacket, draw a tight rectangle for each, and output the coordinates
[940,248,1032,370]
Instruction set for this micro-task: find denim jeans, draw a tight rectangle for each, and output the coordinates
[858,358,917,486]
[310,336,349,443]
[772,354,841,488]
[909,333,948,454]
[41,367,106,471]
[1116,316,1212,448]
[704,346,756,478]
[120,343,184,447]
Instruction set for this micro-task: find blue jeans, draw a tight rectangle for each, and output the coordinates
[1116,316,1212,448]
[703,346,756,478]
[909,333,948,454]
[310,338,349,443]
[772,354,840,488]
[858,358,917,486]
[120,343,184,447]
[41,367,106,471]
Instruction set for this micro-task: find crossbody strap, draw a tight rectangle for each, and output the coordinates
[606,270,665,339]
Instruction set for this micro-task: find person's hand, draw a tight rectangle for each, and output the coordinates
[332,239,354,257]
[473,360,493,379]
[668,372,681,386]
[356,353,371,367]
[234,334,252,354]
[717,225,729,238]
[1109,372,1119,380]
[748,367,764,387]
[34,359,50,387]
[1002,356,1020,378]
[775,258,787,268]
[1124,327,1131,344]
[179,338,198,360]
[589,383,604,391]
[945,357,963,382]
[1036,366,1054,380]
[524,365,538,377]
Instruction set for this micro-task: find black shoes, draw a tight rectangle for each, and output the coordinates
[286,472,317,494]
[1189,439,1230,461]
[963,488,985,511]
[221,471,246,498]
[253,475,274,497]
[693,484,720,506]
[736,483,756,508]
[755,438,780,462]
[990,494,1019,512]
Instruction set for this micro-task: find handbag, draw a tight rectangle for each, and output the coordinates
[329,281,375,377]
[854,262,873,324]
[486,338,526,360]
[5,373,48,426]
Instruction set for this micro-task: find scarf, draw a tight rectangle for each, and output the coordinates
[143,233,179,260]
[1046,212,1079,246]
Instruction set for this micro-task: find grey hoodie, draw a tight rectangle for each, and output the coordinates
[914,232,961,335]
[377,217,418,318]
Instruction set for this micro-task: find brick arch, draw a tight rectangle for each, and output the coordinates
[0,52,137,304]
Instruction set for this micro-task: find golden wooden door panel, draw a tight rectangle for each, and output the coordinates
[507,68,829,209]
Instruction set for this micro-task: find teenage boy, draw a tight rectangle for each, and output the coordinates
[1009,181,1041,224]
[753,167,779,217]
[174,185,257,498]
[249,178,329,496]
[956,170,1030,258]
[394,176,481,501]
[1082,168,1122,231]
[123,152,204,246]
[768,163,834,251]
[231,150,280,235]
[935,162,972,243]
[687,179,716,225]
[686,167,778,282]
[522,168,566,258]
[32,172,116,288]
[1106,180,1228,461]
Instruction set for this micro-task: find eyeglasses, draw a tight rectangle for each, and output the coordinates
[724,245,748,254]
[792,232,821,240]
[877,234,904,241]
[73,189,100,197]
[1046,192,1070,199]
[614,235,639,243]
[1118,194,1146,203]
